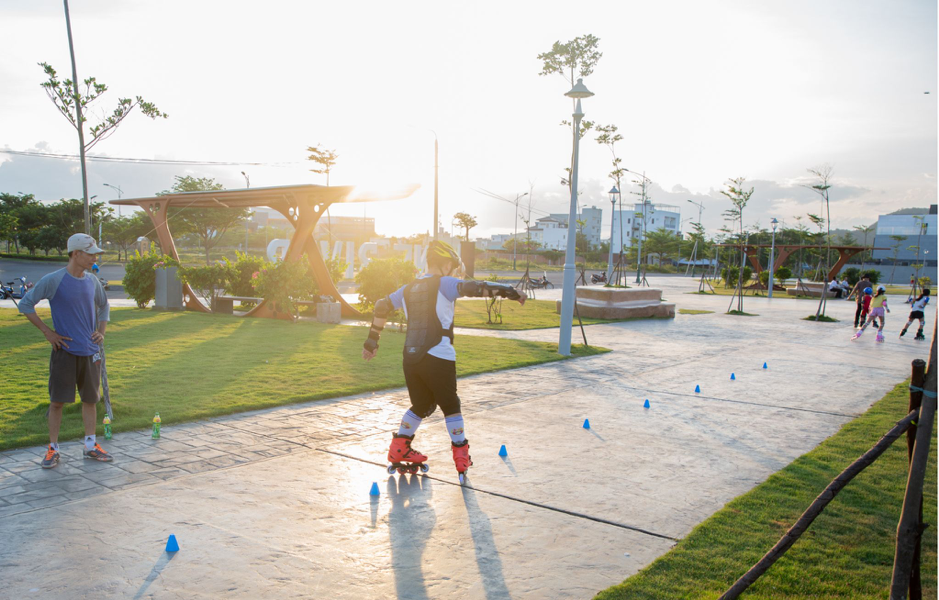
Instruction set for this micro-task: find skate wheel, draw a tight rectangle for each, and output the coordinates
[458,472,467,485]
[387,465,397,475]
[419,463,430,473]
[407,465,418,474]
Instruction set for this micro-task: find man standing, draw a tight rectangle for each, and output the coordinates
[19,233,113,468]
[847,273,874,327]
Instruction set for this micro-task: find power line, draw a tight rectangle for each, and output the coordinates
[0,148,304,167]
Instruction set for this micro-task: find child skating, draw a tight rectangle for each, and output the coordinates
[853,285,890,342]
[362,240,526,483]
[900,288,930,340]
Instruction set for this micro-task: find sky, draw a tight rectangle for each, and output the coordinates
[0,0,936,240]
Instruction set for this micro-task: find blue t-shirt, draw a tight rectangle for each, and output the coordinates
[388,275,462,362]
[18,268,110,356]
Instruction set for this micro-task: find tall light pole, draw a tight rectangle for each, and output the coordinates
[606,185,620,280]
[103,183,123,217]
[559,78,594,357]
[433,131,439,241]
[768,217,779,298]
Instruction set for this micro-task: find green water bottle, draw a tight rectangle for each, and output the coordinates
[103,416,112,440]
[152,412,161,439]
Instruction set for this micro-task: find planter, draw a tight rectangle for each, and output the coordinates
[317,301,341,324]
[155,267,183,310]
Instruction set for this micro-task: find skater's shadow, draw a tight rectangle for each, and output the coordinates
[388,474,436,600]
[132,551,176,599]
[500,455,517,476]
[461,486,512,600]
[585,428,605,442]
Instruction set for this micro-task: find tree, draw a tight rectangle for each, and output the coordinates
[805,165,834,319]
[453,212,478,242]
[720,177,754,312]
[161,176,249,264]
[888,235,907,284]
[306,144,339,250]
[1,193,39,253]
[502,238,540,253]
[643,228,680,266]
[853,224,875,267]
[39,61,166,233]
[537,34,602,90]
[103,214,140,261]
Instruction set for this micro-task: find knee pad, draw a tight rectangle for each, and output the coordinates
[415,405,437,419]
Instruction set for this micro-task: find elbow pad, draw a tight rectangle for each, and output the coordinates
[374,297,393,319]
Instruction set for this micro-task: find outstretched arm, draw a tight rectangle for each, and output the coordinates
[458,280,527,305]
[362,297,393,361]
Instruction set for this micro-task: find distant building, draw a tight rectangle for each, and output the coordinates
[871,205,937,265]
[529,216,569,250]
[609,202,681,250]
[546,206,603,248]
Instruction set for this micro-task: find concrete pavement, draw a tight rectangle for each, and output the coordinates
[0,276,932,599]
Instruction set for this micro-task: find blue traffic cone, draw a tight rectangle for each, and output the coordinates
[695,385,701,393]
[582,419,591,429]
[498,444,508,457]
[731,373,736,381]
[763,362,768,369]
[165,534,179,552]
[643,399,650,409]
[369,482,380,496]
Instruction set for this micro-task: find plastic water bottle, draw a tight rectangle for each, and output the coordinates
[152,412,161,439]
[103,416,112,440]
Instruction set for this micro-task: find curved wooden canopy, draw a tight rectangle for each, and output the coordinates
[717,244,886,282]
[111,183,419,319]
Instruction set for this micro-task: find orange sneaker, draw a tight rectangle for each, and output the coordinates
[451,440,473,476]
[41,445,59,469]
[83,443,113,462]
[387,434,427,464]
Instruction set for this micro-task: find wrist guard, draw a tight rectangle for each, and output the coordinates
[363,325,382,352]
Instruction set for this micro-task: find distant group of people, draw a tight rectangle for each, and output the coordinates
[827,277,852,298]
[846,272,930,343]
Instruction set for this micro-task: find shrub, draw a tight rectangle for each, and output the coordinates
[918,276,932,290]
[251,255,316,318]
[722,266,754,288]
[842,267,861,286]
[862,269,881,285]
[178,263,229,309]
[223,251,269,308]
[355,256,417,310]
[122,248,178,308]
[775,266,792,284]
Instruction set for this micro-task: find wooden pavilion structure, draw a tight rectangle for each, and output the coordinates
[112,183,419,319]
[717,244,886,282]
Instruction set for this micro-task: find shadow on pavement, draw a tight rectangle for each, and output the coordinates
[461,485,511,600]
[388,473,436,600]
[132,550,176,599]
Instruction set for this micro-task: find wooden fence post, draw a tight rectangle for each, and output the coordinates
[906,358,927,600]
[890,322,937,599]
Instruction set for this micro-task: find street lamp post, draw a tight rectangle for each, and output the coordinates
[606,186,620,280]
[768,217,779,299]
[103,183,123,217]
[558,78,594,357]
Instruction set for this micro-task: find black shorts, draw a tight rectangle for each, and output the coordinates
[49,348,101,404]
[909,311,925,321]
[402,354,461,418]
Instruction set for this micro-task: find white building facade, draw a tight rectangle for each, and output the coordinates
[608,202,682,250]
[529,217,569,250]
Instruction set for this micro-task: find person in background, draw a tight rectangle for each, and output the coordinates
[900,289,930,340]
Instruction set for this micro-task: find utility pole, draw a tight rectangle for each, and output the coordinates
[433,133,439,240]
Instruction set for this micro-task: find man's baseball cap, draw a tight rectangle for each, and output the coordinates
[67,233,105,254]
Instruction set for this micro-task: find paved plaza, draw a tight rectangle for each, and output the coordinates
[0,276,931,599]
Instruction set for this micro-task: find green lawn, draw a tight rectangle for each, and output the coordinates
[679,309,714,315]
[454,299,632,330]
[0,308,607,450]
[595,381,937,599]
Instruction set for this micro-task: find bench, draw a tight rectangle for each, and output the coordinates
[213,296,261,314]
[785,282,826,297]
[213,295,341,323]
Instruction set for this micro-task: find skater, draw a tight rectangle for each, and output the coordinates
[848,274,874,327]
[853,285,890,342]
[18,234,113,468]
[900,288,930,340]
[362,240,527,483]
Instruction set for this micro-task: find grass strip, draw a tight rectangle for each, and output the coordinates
[0,308,607,450]
[679,309,714,315]
[595,380,937,599]
[454,299,625,330]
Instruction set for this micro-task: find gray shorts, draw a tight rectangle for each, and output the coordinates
[49,348,101,404]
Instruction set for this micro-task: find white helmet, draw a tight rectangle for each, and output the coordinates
[877,285,886,292]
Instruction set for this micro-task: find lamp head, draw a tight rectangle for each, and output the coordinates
[565,78,594,99]
[608,185,620,204]
[771,217,779,231]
